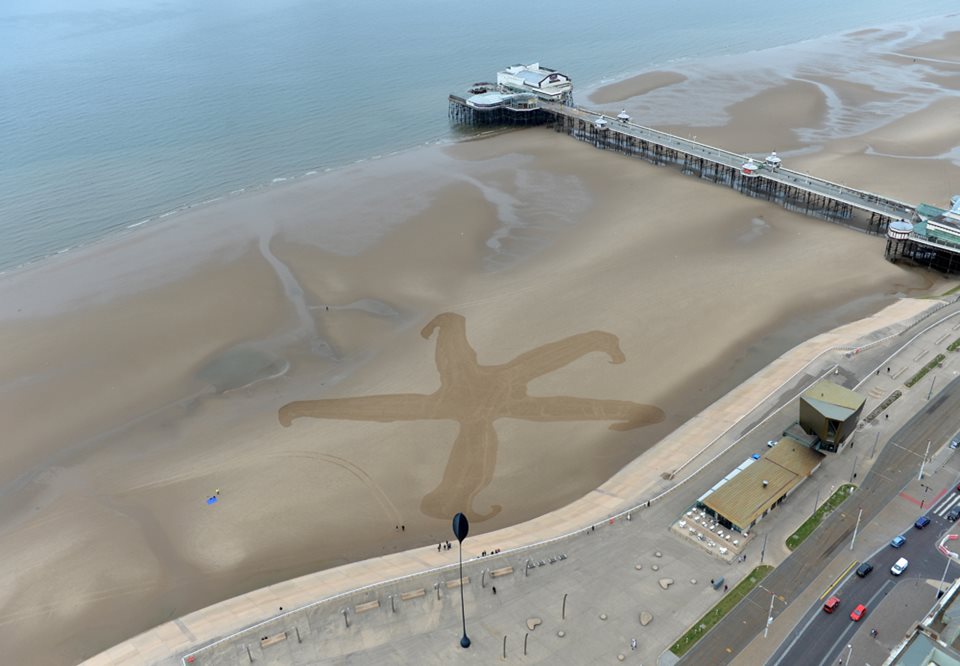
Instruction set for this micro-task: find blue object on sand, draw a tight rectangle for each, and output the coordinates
[207,496,218,505]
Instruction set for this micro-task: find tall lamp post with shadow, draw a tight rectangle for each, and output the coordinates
[453,512,471,648]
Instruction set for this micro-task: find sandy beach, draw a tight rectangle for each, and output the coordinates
[4,19,960,666]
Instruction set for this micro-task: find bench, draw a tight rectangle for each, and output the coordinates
[354,600,380,614]
[400,588,426,601]
[491,566,514,578]
[260,632,287,648]
[446,577,470,589]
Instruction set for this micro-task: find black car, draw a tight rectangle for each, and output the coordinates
[856,562,874,577]
[949,507,960,522]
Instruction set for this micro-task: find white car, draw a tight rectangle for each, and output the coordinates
[891,557,908,575]
[767,440,778,448]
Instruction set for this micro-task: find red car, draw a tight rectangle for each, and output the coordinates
[850,604,867,622]
[823,596,841,613]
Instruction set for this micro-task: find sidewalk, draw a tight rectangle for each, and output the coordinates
[730,326,960,666]
[85,297,955,665]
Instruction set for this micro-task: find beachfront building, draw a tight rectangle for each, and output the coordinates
[448,63,571,126]
[886,196,960,274]
[697,440,824,533]
[496,63,573,102]
[798,380,866,453]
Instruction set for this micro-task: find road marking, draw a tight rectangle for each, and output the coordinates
[772,587,836,666]
[935,493,960,517]
[899,491,924,506]
[817,580,895,666]
[820,561,858,601]
[934,490,960,513]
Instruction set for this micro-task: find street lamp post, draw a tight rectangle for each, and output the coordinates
[919,440,931,480]
[849,507,863,551]
[764,591,775,638]
[938,555,953,599]
[452,513,471,648]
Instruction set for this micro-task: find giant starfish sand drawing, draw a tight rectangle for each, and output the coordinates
[279,313,664,521]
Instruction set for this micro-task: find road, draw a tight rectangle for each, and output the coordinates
[768,491,960,666]
[678,374,960,666]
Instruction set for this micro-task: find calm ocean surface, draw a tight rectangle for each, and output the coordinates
[0,0,955,272]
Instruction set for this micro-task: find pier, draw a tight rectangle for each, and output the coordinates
[449,63,960,274]
[542,102,909,233]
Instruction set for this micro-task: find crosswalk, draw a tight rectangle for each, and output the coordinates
[931,490,960,518]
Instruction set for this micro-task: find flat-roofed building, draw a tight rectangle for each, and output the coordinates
[496,63,572,102]
[799,380,865,453]
[886,577,960,665]
[698,440,824,533]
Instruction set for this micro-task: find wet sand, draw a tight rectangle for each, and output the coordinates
[588,71,687,104]
[4,18,960,666]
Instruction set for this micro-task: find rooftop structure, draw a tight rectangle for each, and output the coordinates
[799,380,865,453]
[886,577,960,665]
[886,196,960,273]
[699,439,823,533]
[496,63,572,102]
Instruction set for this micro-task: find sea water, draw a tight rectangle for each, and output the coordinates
[0,0,955,271]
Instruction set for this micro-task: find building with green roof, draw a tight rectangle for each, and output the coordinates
[886,196,960,273]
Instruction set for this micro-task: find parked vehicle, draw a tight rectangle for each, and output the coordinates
[855,562,874,577]
[948,507,960,522]
[949,435,960,450]
[915,516,931,529]
[890,535,906,548]
[891,557,909,575]
[823,596,841,613]
[850,604,867,622]
[767,440,778,448]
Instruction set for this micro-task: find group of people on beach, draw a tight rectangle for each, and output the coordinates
[436,542,502,556]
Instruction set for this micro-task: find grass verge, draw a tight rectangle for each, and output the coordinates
[905,353,946,388]
[786,483,856,551]
[669,565,774,657]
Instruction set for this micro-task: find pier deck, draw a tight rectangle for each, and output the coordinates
[541,101,914,225]
[450,84,960,273]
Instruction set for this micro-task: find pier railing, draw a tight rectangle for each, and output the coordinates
[540,102,915,222]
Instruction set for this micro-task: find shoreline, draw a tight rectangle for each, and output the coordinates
[83,294,943,665]
[5,16,960,666]
[4,13,960,278]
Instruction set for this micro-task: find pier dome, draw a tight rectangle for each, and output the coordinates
[617,110,631,123]
[741,160,760,177]
[887,219,913,240]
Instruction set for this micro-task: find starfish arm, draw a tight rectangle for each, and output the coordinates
[278,394,440,426]
[420,312,479,387]
[420,420,502,522]
[501,396,665,430]
[499,331,626,382]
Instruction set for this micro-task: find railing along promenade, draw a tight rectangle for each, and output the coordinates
[540,101,915,229]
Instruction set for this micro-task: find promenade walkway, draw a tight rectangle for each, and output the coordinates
[85,297,946,665]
